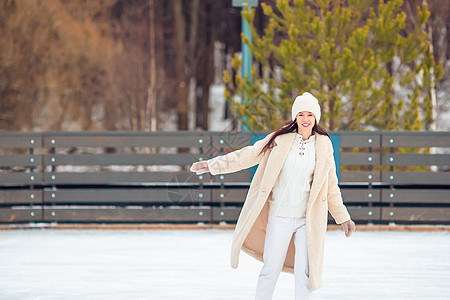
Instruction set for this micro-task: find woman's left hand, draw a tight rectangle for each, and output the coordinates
[341,219,356,237]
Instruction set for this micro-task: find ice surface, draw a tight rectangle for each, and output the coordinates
[0,229,449,299]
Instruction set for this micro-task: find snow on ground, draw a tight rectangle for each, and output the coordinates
[0,229,448,300]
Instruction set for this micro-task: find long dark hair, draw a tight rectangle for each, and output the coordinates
[258,120,329,157]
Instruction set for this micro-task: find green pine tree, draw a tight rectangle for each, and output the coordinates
[224,0,443,131]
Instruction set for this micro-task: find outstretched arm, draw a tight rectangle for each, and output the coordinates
[190,132,274,176]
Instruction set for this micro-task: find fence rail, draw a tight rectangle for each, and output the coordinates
[0,131,449,225]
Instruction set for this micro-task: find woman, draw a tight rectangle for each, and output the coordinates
[190,92,356,299]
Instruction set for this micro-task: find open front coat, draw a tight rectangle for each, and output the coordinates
[206,131,351,291]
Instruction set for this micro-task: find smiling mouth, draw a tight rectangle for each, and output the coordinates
[302,123,310,127]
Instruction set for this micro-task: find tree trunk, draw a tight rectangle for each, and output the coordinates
[146,0,158,133]
[172,0,189,131]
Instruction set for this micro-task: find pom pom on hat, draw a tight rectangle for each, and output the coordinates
[291,92,321,123]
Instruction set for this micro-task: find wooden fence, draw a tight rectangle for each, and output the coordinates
[0,131,449,225]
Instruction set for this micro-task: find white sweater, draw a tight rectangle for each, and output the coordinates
[268,133,316,218]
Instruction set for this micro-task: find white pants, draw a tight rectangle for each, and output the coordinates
[255,215,311,300]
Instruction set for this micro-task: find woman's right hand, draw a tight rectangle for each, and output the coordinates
[190,161,209,175]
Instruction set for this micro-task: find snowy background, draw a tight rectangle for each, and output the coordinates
[0,229,449,299]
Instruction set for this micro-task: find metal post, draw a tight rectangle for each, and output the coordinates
[241,13,252,82]
[232,0,259,132]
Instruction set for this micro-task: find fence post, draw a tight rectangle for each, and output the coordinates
[330,134,341,182]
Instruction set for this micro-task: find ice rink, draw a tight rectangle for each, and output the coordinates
[0,228,449,299]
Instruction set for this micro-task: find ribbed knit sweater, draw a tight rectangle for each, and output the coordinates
[268,133,316,217]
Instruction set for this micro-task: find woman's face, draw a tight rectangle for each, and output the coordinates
[295,111,316,137]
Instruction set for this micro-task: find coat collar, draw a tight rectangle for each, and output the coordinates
[273,132,333,207]
[273,131,295,147]
[272,131,331,175]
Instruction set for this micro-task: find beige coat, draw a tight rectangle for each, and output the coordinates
[206,131,351,291]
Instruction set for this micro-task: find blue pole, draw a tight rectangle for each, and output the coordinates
[241,12,252,83]
[233,0,258,132]
[241,6,252,132]
[330,134,341,182]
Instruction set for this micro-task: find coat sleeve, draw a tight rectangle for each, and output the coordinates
[326,140,351,225]
[206,132,274,176]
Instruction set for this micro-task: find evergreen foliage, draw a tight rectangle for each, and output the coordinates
[224,0,443,131]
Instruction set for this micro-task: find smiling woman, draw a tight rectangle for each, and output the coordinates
[190,92,356,299]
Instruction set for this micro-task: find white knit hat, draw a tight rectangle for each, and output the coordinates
[291,92,321,123]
